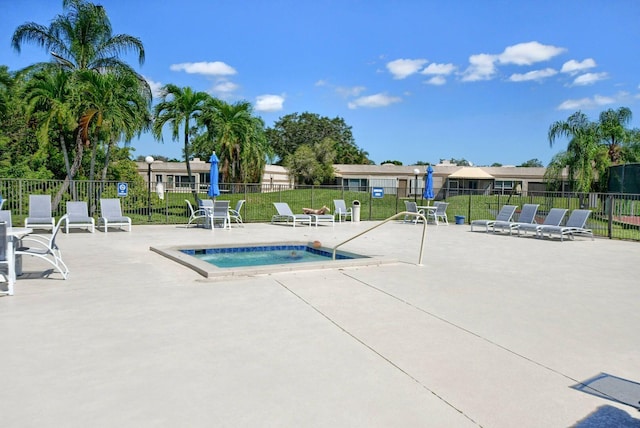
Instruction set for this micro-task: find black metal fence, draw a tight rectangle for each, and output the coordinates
[1,178,639,241]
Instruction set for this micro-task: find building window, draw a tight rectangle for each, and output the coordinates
[494,180,514,194]
[175,175,195,188]
[343,178,367,192]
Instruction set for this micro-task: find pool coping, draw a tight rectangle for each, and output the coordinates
[150,241,399,280]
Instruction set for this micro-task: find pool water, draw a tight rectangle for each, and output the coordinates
[182,245,360,269]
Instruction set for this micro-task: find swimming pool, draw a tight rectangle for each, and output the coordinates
[151,241,395,279]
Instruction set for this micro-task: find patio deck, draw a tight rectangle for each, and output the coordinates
[1,221,639,427]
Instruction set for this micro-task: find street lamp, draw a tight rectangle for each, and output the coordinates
[413,168,420,203]
[145,156,154,222]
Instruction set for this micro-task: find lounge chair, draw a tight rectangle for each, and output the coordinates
[493,204,539,235]
[333,199,352,222]
[210,200,231,229]
[186,199,207,228]
[516,208,567,237]
[228,200,245,226]
[24,194,55,231]
[0,222,9,287]
[538,209,594,241]
[404,201,425,224]
[98,199,131,233]
[64,201,95,233]
[271,203,312,227]
[0,210,12,227]
[16,214,69,279]
[470,205,518,232]
[427,202,449,225]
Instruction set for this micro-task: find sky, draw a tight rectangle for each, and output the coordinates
[3,0,640,167]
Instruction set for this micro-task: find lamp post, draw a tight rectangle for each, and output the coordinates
[413,168,420,203]
[145,156,154,222]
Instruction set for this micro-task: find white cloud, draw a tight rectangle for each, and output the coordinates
[386,58,428,79]
[498,41,566,65]
[211,79,238,93]
[143,75,163,98]
[347,93,402,109]
[461,53,498,82]
[421,62,456,75]
[255,94,285,112]
[169,61,237,76]
[557,94,615,110]
[336,85,366,97]
[425,75,446,85]
[572,72,608,86]
[561,58,596,75]
[508,68,557,82]
[315,79,329,86]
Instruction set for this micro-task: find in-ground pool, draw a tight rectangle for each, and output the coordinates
[150,241,396,279]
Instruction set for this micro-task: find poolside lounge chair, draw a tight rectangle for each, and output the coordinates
[538,209,594,241]
[228,200,245,226]
[516,208,567,237]
[0,222,9,287]
[98,199,131,233]
[404,201,425,224]
[64,201,95,233]
[271,203,312,227]
[427,202,449,225]
[16,214,69,279]
[493,204,539,235]
[470,205,517,232]
[24,195,55,231]
[210,200,231,229]
[186,199,207,228]
[333,199,352,222]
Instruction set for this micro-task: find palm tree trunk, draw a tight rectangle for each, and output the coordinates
[52,130,85,211]
[184,119,197,202]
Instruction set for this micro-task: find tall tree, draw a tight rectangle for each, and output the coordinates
[598,107,632,164]
[152,84,209,201]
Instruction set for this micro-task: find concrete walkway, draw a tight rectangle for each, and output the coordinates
[1,221,639,427]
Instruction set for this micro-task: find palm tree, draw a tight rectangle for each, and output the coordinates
[153,84,210,201]
[12,0,145,75]
[598,107,632,164]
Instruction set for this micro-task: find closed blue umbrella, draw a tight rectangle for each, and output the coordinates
[207,152,220,198]
[423,165,434,201]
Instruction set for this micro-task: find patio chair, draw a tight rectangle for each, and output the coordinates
[493,204,539,235]
[271,203,312,227]
[333,199,352,222]
[24,194,55,231]
[470,205,517,232]
[0,222,8,287]
[538,209,594,241]
[64,201,95,233]
[210,200,231,229]
[16,214,69,279]
[427,202,449,225]
[228,200,245,226]
[98,199,131,233]
[403,201,425,224]
[516,208,567,237]
[186,199,207,228]
[0,210,12,227]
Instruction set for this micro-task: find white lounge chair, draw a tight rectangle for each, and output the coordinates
[539,209,594,241]
[228,200,245,226]
[428,202,449,225]
[0,222,9,287]
[333,199,352,222]
[64,201,95,233]
[24,194,55,231]
[16,214,69,279]
[493,204,539,235]
[471,205,518,232]
[98,199,131,233]
[403,201,425,224]
[516,208,567,237]
[186,199,207,228]
[271,203,312,227]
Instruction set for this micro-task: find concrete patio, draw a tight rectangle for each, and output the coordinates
[1,220,639,427]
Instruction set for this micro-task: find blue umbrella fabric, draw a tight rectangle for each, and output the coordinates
[207,152,220,198]
[423,165,434,201]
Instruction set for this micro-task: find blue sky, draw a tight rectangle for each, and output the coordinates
[3,0,640,166]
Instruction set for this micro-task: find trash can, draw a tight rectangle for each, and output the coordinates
[352,200,361,222]
[455,215,465,225]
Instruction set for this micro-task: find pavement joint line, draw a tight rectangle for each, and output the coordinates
[340,271,624,403]
[274,277,483,427]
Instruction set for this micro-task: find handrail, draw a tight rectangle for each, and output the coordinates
[332,211,427,266]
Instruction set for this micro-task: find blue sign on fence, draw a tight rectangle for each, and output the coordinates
[117,182,128,197]
[372,187,384,198]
